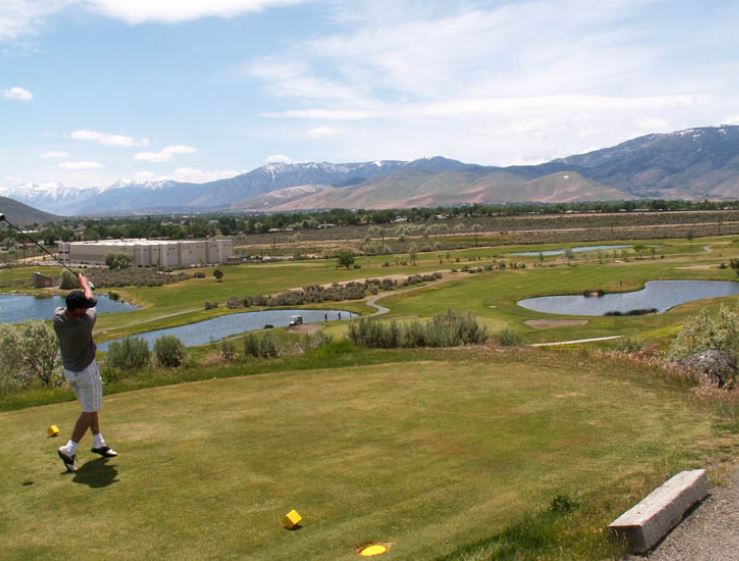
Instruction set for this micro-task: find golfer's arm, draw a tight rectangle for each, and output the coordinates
[79,274,94,298]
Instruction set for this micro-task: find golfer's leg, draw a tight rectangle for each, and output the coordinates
[72,412,94,443]
[89,411,100,436]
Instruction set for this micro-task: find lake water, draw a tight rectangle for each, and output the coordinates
[98,309,356,350]
[0,294,137,324]
[517,280,739,316]
[509,244,632,257]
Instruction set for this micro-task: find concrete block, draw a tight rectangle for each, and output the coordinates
[608,469,709,553]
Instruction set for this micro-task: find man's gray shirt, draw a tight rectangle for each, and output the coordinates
[53,307,97,372]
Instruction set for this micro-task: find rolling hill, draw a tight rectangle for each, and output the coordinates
[0,196,60,226]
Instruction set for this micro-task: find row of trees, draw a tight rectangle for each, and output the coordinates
[6,199,739,249]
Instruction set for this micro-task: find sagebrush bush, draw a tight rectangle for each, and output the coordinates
[18,321,62,386]
[154,335,187,367]
[238,273,443,309]
[59,270,78,289]
[107,337,151,370]
[0,322,61,391]
[613,338,643,353]
[242,332,279,358]
[666,304,739,361]
[300,332,333,353]
[86,268,191,288]
[347,310,488,348]
[0,325,29,394]
[497,328,525,347]
[219,339,238,361]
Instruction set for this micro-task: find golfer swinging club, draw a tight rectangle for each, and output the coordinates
[54,273,117,472]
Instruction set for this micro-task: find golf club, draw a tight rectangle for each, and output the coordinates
[0,212,94,289]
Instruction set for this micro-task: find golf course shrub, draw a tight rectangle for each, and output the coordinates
[86,268,191,288]
[666,304,739,361]
[548,494,579,514]
[497,328,525,347]
[299,332,332,353]
[0,322,61,390]
[106,337,151,370]
[0,325,30,394]
[154,335,187,367]
[59,270,77,289]
[239,273,444,309]
[242,332,279,358]
[219,339,238,361]
[347,310,488,348]
[613,338,643,353]
[17,321,63,387]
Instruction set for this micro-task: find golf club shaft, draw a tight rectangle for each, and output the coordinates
[0,213,82,279]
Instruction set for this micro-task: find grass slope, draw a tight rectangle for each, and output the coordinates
[1,349,729,561]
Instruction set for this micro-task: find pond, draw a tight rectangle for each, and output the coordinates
[508,244,632,257]
[98,309,356,350]
[0,294,137,324]
[517,280,739,316]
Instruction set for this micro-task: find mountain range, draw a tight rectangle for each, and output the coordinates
[2,125,739,216]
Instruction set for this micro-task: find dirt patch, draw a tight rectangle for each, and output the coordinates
[675,264,722,270]
[524,319,589,329]
[288,323,323,334]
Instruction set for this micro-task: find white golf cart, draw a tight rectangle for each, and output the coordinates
[289,314,303,326]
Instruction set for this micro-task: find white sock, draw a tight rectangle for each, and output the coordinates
[92,433,106,448]
[65,440,78,455]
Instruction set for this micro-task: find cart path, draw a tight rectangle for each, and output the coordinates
[625,465,739,561]
[529,335,623,347]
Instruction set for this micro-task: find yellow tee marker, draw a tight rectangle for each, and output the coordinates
[47,425,60,437]
[282,509,302,530]
[359,544,388,556]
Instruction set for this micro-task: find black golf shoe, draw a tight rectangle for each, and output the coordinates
[91,445,118,458]
[57,447,76,472]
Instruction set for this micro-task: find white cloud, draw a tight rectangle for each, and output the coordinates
[134,144,198,163]
[170,167,239,183]
[84,0,306,24]
[59,160,103,169]
[41,150,70,159]
[133,168,240,183]
[71,129,149,147]
[0,0,304,45]
[2,86,33,101]
[243,0,739,165]
[265,154,292,164]
[0,0,76,45]
[262,108,377,120]
[724,115,739,125]
[307,126,343,139]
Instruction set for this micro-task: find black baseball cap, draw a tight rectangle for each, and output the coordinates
[65,290,97,310]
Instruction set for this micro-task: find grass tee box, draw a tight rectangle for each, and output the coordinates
[608,469,709,553]
[0,349,726,561]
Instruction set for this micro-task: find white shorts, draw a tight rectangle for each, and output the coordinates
[64,359,103,413]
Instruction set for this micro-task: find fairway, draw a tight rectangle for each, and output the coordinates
[2,350,723,561]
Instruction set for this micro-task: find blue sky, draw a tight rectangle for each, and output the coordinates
[1,0,739,191]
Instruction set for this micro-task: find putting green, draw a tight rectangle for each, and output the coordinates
[0,349,728,561]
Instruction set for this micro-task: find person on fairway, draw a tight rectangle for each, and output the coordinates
[53,273,117,472]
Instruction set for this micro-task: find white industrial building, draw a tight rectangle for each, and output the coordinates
[57,238,233,268]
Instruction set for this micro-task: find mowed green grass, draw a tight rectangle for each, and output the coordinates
[2,350,725,561]
[378,253,739,344]
[2,235,737,344]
